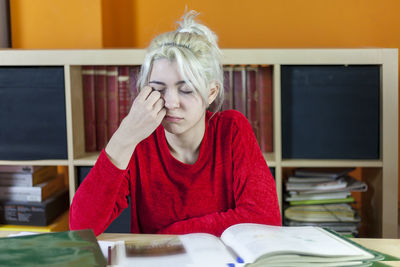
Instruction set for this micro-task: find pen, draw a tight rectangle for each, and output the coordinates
[226,245,244,265]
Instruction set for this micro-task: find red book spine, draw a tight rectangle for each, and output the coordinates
[81,66,96,152]
[107,66,119,139]
[233,66,246,116]
[129,66,140,106]
[118,66,130,124]
[222,66,233,110]
[94,66,108,151]
[246,66,259,142]
[258,66,273,153]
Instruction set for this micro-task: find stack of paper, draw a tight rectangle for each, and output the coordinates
[284,168,367,237]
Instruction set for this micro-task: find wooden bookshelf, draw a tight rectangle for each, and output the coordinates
[0,49,397,238]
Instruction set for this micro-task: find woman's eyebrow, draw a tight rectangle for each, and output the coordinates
[149,80,186,85]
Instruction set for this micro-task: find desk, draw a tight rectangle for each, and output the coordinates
[1,232,399,266]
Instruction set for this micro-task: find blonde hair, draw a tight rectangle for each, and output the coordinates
[137,10,224,112]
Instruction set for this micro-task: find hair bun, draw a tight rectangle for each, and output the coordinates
[176,10,218,46]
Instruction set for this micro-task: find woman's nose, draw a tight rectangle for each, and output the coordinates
[163,89,180,109]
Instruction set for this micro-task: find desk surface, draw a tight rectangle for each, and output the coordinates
[1,231,399,265]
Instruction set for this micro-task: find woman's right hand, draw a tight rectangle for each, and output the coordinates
[120,85,166,141]
[105,86,166,169]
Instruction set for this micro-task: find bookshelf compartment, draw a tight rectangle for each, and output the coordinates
[281,167,376,237]
[281,65,380,160]
[71,65,141,157]
[75,166,131,233]
[0,66,68,160]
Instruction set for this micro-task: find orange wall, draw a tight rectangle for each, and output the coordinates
[11,0,400,49]
[10,0,103,48]
[9,0,400,199]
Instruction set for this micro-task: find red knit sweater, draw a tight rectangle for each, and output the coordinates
[69,110,281,236]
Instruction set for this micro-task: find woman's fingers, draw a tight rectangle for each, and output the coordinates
[146,90,162,108]
[136,86,152,102]
[153,97,165,112]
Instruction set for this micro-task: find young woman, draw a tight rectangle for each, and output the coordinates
[69,10,281,236]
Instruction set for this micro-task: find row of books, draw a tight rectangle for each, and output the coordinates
[283,168,368,237]
[0,165,69,231]
[82,65,274,153]
[82,65,140,152]
[222,65,273,153]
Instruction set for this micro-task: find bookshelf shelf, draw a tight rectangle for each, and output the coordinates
[0,160,69,166]
[0,49,397,238]
[263,153,276,167]
[73,153,100,166]
[281,160,383,168]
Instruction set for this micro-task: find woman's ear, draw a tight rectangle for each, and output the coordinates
[208,82,219,105]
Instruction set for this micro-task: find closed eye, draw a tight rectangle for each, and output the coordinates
[179,85,193,94]
[152,87,166,93]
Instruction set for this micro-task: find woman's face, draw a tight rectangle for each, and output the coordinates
[149,58,206,136]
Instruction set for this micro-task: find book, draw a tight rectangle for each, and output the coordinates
[94,65,108,150]
[294,168,355,179]
[287,176,337,183]
[222,66,233,110]
[0,209,69,232]
[107,65,119,139]
[129,65,140,104]
[0,229,106,266]
[289,196,355,206]
[286,178,348,191]
[285,191,351,201]
[0,165,43,173]
[0,174,65,202]
[284,204,361,223]
[257,65,273,153]
[0,166,57,187]
[246,66,259,142]
[118,66,130,124]
[232,66,246,116]
[110,223,381,266]
[287,175,367,194]
[81,65,97,152]
[0,189,69,226]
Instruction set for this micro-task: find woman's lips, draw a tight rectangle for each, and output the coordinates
[164,115,183,122]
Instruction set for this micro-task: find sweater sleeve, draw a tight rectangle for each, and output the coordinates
[157,112,281,236]
[69,149,131,236]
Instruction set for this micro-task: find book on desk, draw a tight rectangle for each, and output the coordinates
[103,223,383,267]
[0,229,106,266]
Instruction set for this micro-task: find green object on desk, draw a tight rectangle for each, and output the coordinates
[0,229,106,267]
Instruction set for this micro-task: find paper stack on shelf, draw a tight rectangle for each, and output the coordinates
[283,168,367,237]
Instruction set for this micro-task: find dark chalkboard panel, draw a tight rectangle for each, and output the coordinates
[77,166,131,233]
[0,66,67,160]
[281,65,380,159]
